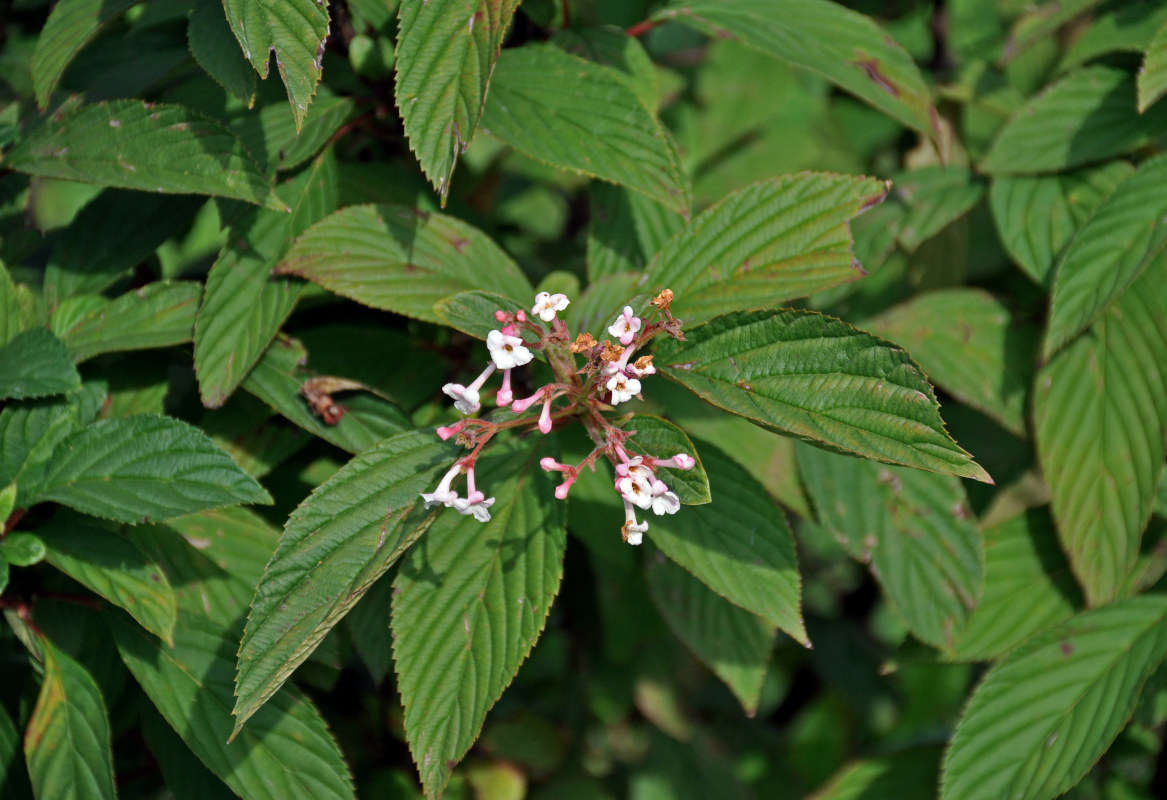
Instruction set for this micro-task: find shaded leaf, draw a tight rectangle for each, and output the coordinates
[811,747,942,800]
[587,182,685,282]
[31,0,139,107]
[0,328,81,401]
[893,166,985,253]
[55,281,200,363]
[188,0,256,107]
[0,261,23,346]
[229,93,355,174]
[0,701,31,800]
[140,706,236,800]
[1139,18,1167,112]
[0,533,44,567]
[1004,0,1103,64]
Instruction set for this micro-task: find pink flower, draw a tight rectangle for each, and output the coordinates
[608,306,641,346]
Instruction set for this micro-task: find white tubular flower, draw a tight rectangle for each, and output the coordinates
[421,463,463,508]
[650,481,681,515]
[669,454,696,470]
[608,306,642,346]
[532,291,570,322]
[487,329,533,369]
[621,497,649,545]
[618,474,654,510]
[442,383,481,415]
[606,373,641,405]
[453,492,495,522]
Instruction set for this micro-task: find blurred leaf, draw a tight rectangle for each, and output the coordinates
[645,549,775,715]
[35,414,271,523]
[989,161,1134,286]
[562,273,646,342]
[948,508,1081,662]
[5,101,284,210]
[233,430,458,733]
[395,0,521,198]
[622,415,710,505]
[195,150,338,408]
[275,204,532,324]
[55,281,200,363]
[654,309,992,482]
[41,523,177,644]
[797,445,983,650]
[0,328,81,401]
[188,0,256,107]
[1061,3,1167,72]
[23,635,116,800]
[867,289,1037,437]
[1034,254,1167,606]
[1139,18,1167,112]
[482,44,690,217]
[981,67,1167,175]
[1004,0,1103,64]
[392,437,565,798]
[893,167,985,253]
[222,0,329,130]
[942,595,1167,800]
[0,702,31,800]
[1045,153,1167,358]
[654,0,939,139]
[0,533,43,566]
[587,182,685,282]
[810,746,941,800]
[645,174,889,325]
[30,0,138,107]
[0,262,23,346]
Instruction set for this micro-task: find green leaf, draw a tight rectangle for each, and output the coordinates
[811,747,941,800]
[0,383,104,505]
[30,0,139,108]
[653,0,939,139]
[647,439,806,645]
[242,337,412,454]
[0,261,24,346]
[23,636,116,800]
[40,523,178,644]
[552,25,663,111]
[0,482,14,522]
[587,182,686,282]
[482,44,690,217]
[941,595,1167,800]
[0,328,81,401]
[621,415,710,505]
[35,414,271,523]
[866,289,1037,437]
[196,151,338,408]
[1139,18,1167,112]
[275,204,531,323]
[1033,254,1167,607]
[233,430,458,733]
[947,508,1081,663]
[893,166,985,253]
[433,290,527,343]
[1004,0,1102,63]
[0,701,32,800]
[644,174,889,326]
[988,161,1134,287]
[981,67,1167,175]
[1045,153,1167,358]
[140,706,236,800]
[645,549,775,715]
[654,309,991,482]
[797,444,982,650]
[1060,3,1167,72]
[4,101,284,210]
[0,533,44,567]
[55,281,200,363]
[395,0,521,197]
[188,0,257,107]
[392,436,566,798]
[222,0,329,130]
[229,93,355,175]
[562,272,646,342]
[343,573,395,684]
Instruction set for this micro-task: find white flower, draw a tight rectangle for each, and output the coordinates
[421,464,463,508]
[651,484,680,515]
[606,373,641,405]
[532,291,570,322]
[453,492,495,522]
[625,522,647,546]
[670,454,695,470]
[608,306,642,346]
[627,360,656,378]
[487,329,533,369]
[618,474,654,510]
[442,383,481,415]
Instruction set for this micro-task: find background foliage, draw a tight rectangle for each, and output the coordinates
[2,0,1167,799]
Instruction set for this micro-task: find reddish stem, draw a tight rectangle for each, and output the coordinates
[3,508,24,536]
[626,19,660,38]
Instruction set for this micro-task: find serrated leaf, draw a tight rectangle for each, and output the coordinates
[482,44,690,216]
[653,0,939,139]
[644,174,889,326]
[395,0,521,197]
[55,281,200,363]
[989,161,1134,287]
[867,289,1037,437]
[4,101,284,210]
[188,0,256,106]
[645,549,775,715]
[233,430,458,733]
[40,523,177,644]
[242,337,412,453]
[810,747,941,800]
[230,93,355,175]
[222,0,329,130]
[433,290,527,342]
[654,309,991,482]
[196,150,338,408]
[35,414,271,523]
[646,439,805,645]
[941,595,1167,800]
[23,635,116,800]
[1034,254,1167,607]
[30,0,139,108]
[1139,18,1167,112]
[621,415,710,505]
[275,204,531,323]
[1045,153,1167,358]
[392,436,566,798]
[947,508,1081,663]
[0,328,81,401]
[587,182,686,282]
[981,67,1167,175]
[797,444,982,650]
[893,166,985,253]
[552,25,663,111]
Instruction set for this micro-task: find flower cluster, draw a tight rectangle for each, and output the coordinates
[421,288,692,544]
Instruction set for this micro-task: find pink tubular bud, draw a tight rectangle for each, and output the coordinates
[541,457,568,472]
[436,421,466,441]
[554,474,577,500]
[511,387,545,414]
[516,310,527,322]
[538,397,553,434]
[496,369,513,406]
[495,310,508,322]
